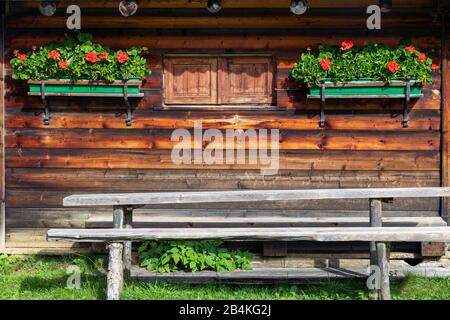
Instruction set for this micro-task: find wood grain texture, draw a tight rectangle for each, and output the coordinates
[5,129,440,151]
[13,0,437,9]
[0,9,4,248]
[8,14,439,30]
[3,3,445,250]
[441,23,449,223]
[129,264,450,284]
[8,34,441,50]
[5,149,440,171]
[63,187,450,207]
[164,57,218,104]
[5,169,440,192]
[218,57,274,104]
[6,208,443,229]
[6,190,441,211]
[47,226,450,242]
[4,111,442,130]
[106,242,123,300]
[85,214,447,229]
[376,242,391,300]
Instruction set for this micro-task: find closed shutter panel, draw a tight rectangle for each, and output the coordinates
[164,57,218,104]
[218,57,274,104]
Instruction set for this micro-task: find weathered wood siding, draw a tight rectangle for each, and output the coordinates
[0,4,5,248]
[3,0,443,248]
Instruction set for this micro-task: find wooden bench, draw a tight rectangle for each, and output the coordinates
[47,187,450,300]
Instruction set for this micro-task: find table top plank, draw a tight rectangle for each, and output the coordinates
[63,187,450,207]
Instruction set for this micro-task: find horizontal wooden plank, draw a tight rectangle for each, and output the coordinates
[133,266,450,283]
[7,207,441,225]
[7,15,438,29]
[63,187,450,207]
[6,169,440,210]
[7,190,440,210]
[5,93,440,112]
[130,265,450,284]
[6,208,92,228]
[14,0,436,9]
[5,129,440,151]
[131,267,368,284]
[7,208,444,229]
[5,149,439,171]
[5,228,89,249]
[5,110,441,131]
[0,247,92,254]
[85,213,446,228]
[8,34,440,50]
[47,226,450,242]
[6,168,440,190]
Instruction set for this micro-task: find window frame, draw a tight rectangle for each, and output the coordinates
[161,54,280,111]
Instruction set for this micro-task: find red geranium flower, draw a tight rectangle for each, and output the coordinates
[386,61,399,73]
[432,64,440,71]
[340,40,354,51]
[85,52,99,64]
[13,49,20,56]
[320,59,332,71]
[116,51,129,64]
[58,60,69,69]
[99,52,108,60]
[405,45,415,53]
[418,52,427,63]
[48,50,61,60]
[18,54,27,61]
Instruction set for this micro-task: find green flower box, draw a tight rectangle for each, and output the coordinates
[27,79,144,97]
[308,78,423,99]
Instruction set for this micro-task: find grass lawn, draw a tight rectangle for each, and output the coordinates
[0,254,450,300]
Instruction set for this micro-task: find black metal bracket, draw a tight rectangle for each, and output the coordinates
[37,80,137,127]
[402,79,411,128]
[319,81,326,128]
[123,81,132,127]
[40,82,50,125]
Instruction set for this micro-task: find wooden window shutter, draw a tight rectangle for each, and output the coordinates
[218,57,274,104]
[164,57,218,104]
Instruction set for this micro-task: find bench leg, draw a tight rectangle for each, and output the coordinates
[107,242,124,300]
[113,205,133,279]
[369,199,382,298]
[376,242,391,300]
[123,208,133,278]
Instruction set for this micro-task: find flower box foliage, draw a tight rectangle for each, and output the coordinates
[291,40,438,88]
[10,32,149,82]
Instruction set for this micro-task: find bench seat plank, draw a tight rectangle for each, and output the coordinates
[47,227,450,242]
[85,214,447,228]
[63,187,450,207]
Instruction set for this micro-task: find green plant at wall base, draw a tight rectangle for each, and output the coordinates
[138,240,253,273]
[0,254,22,274]
[291,40,437,86]
[10,32,149,82]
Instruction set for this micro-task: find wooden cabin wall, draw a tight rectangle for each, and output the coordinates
[2,0,443,249]
[0,2,5,249]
